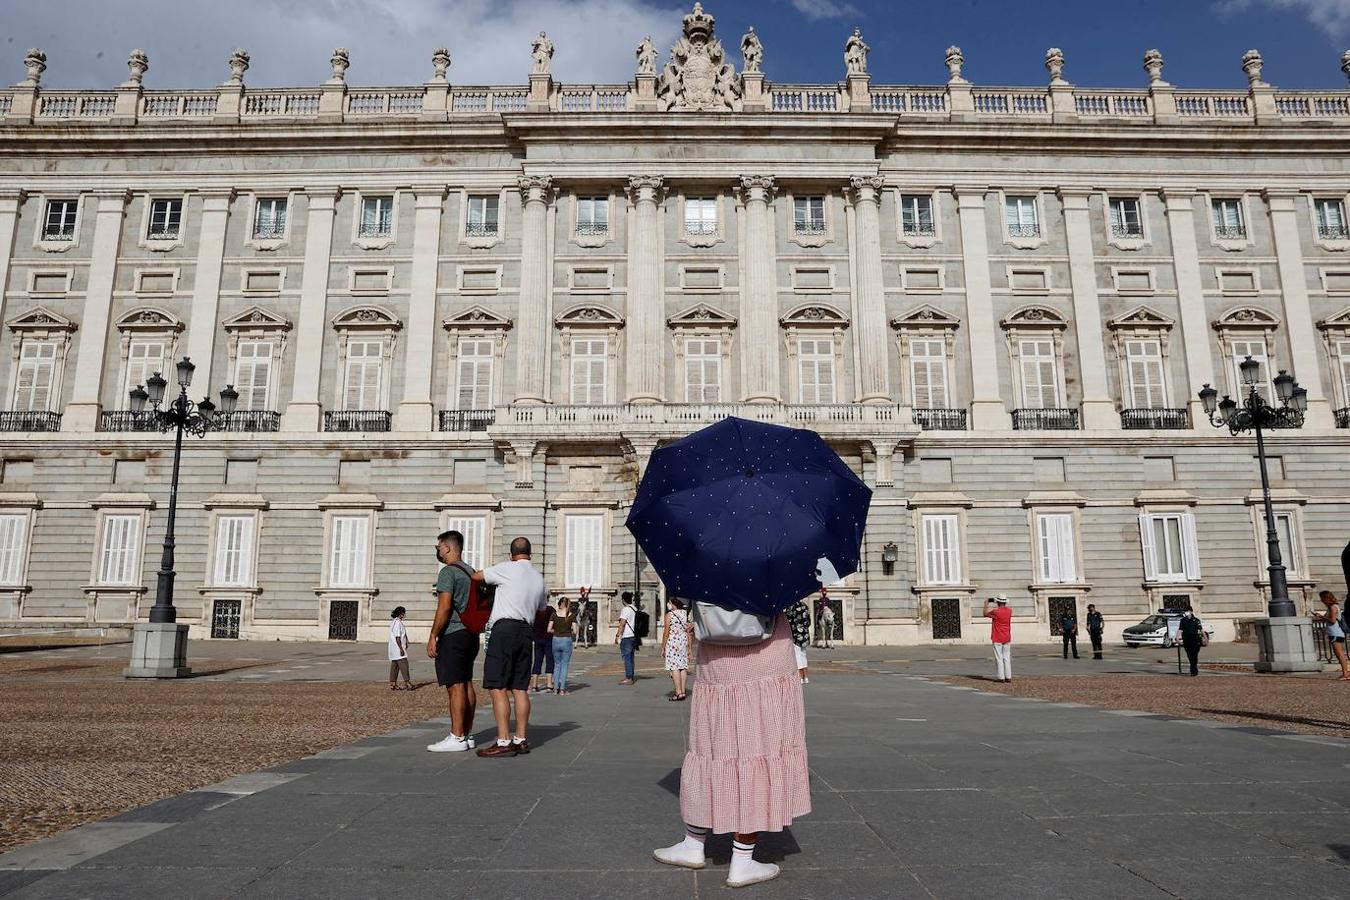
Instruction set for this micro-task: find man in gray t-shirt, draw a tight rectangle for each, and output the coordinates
[425,530,480,753]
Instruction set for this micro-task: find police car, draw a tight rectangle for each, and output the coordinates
[1122,609,1215,648]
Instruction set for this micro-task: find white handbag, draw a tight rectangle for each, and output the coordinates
[690,600,774,645]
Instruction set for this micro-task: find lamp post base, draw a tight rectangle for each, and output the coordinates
[1253,616,1322,673]
[123,622,192,679]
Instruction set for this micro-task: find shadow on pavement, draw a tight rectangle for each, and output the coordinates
[1195,708,1350,732]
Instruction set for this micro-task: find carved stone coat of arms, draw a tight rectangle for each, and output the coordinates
[656,3,742,112]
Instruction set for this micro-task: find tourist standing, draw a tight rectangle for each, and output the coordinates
[549,597,577,694]
[1086,603,1105,660]
[662,597,692,700]
[530,602,556,693]
[1317,591,1349,680]
[984,594,1013,683]
[473,536,549,757]
[1178,609,1206,676]
[388,606,411,691]
[426,531,479,752]
[616,593,638,685]
[786,597,811,683]
[652,613,809,888]
[1060,608,1080,659]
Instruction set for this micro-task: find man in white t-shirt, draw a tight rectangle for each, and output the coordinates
[471,536,548,757]
[387,605,411,690]
[615,593,638,685]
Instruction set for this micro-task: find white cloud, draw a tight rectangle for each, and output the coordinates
[1215,0,1350,41]
[790,0,862,22]
[2,0,687,89]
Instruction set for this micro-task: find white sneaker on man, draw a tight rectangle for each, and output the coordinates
[426,734,470,752]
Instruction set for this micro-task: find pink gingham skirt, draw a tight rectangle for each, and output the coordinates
[679,614,811,834]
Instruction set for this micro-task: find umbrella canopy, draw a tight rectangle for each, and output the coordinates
[625,416,872,616]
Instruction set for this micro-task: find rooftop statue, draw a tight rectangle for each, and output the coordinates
[844,27,868,76]
[656,3,742,111]
[531,32,554,76]
[636,36,658,76]
[740,27,763,75]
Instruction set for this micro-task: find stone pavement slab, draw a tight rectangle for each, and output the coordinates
[3,667,1350,898]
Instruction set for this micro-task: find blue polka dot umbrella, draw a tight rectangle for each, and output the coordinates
[625,416,872,617]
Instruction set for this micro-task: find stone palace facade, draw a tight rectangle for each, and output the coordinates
[2,5,1349,644]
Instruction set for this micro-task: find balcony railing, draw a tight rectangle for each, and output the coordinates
[100,411,160,432]
[0,411,62,432]
[41,226,75,242]
[1121,408,1190,430]
[1336,407,1350,428]
[439,409,496,432]
[217,411,281,433]
[901,224,937,237]
[1007,223,1041,238]
[324,410,391,432]
[146,225,181,241]
[465,222,499,237]
[1214,225,1247,240]
[912,408,968,431]
[1011,408,1080,430]
[1318,224,1349,240]
[1110,223,1144,239]
[793,223,827,236]
[357,223,392,238]
[500,402,906,428]
[252,225,286,240]
[685,221,717,235]
[575,222,608,235]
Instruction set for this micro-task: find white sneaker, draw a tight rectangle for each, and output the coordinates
[426,734,470,753]
[726,859,780,888]
[652,839,706,870]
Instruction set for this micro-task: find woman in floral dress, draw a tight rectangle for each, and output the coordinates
[662,597,692,700]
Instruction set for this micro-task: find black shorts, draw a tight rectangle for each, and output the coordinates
[435,629,480,687]
[482,619,532,691]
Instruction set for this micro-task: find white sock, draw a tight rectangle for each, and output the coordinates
[496,738,510,747]
[681,824,708,851]
[728,840,779,886]
[512,735,526,744]
[653,825,707,869]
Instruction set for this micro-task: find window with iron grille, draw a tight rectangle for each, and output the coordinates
[359,196,394,238]
[253,197,287,239]
[1211,198,1245,239]
[793,197,826,234]
[43,199,77,241]
[148,198,182,240]
[1109,197,1143,238]
[1315,198,1348,239]
[1048,596,1077,637]
[466,195,499,236]
[901,194,935,236]
[931,597,961,639]
[1005,195,1039,238]
[576,197,608,235]
[211,598,242,639]
[328,600,359,640]
[685,197,717,235]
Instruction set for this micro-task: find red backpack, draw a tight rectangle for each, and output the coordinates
[450,561,493,635]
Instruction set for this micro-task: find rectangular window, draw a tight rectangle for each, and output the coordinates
[343,340,384,410]
[570,338,608,405]
[212,515,255,587]
[252,197,287,239]
[233,340,274,411]
[921,514,961,585]
[797,338,835,404]
[1124,338,1167,408]
[908,337,949,408]
[793,197,826,234]
[1139,512,1200,582]
[123,339,166,403]
[43,199,78,240]
[1005,195,1039,237]
[1109,197,1142,237]
[900,194,935,235]
[564,514,604,588]
[1229,338,1271,401]
[1036,512,1077,584]
[685,197,717,235]
[1211,198,1246,239]
[97,514,141,586]
[1315,199,1347,239]
[0,514,27,585]
[148,198,182,240]
[445,515,487,571]
[359,196,394,238]
[328,515,370,588]
[683,337,722,403]
[1018,338,1060,408]
[1273,512,1303,577]
[455,338,494,409]
[466,196,499,236]
[1338,341,1350,406]
[13,341,57,412]
[576,197,608,235]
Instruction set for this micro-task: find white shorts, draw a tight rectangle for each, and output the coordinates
[793,644,808,670]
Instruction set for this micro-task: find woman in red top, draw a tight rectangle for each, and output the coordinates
[984,594,1013,683]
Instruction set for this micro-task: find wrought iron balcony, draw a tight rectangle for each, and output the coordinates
[252,224,286,240]
[793,222,827,235]
[1120,408,1190,430]
[1110,223,1144,238]
[575,221,608,235]
[1318,224,1350,240]
[100,410,161,432]
[41,225,75,241]
[1007,223,1041,238]
[901,224,937,236]
[357,222,392,238]
[465,222,498,237]
[1337,407,1350,428]
[0,411,62,432]
[912,407,968,430]
[1214,224,1247,240]
[324,410,391,432]
[216,410,281,433]
[439,409,496,432]
[685,221,717,235]
[146,225,181,241]
[1011,408,1080,430]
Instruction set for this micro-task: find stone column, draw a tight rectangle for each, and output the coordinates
[1162,191,1216,426]
[63,191,129,432]
[739,176,780,403]
[182,190,234,396]
[394,188,446,431]
[0,191,24,329]
[847,175,891,403]
[1265,191,1333,427]
[953,186,1009,429]
[281,188,339,432]
[625,176,665,404]
[1059,189,1116,430]
[514,176,553,404]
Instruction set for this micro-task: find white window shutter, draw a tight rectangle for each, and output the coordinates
[235,341,273,411]
[126,340,166,400]
[447,516,486,570]
[16,342,56,411]
[344,341,383,410]
[1057,517,1077,583]
[1019,339,1058,408]
[0,514,24,585]
[1138,514,1159,581]
[1181,512,1201,580]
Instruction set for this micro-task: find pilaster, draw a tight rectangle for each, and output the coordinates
[395,188,446,431]
[624,176,665,403]
[0,191,25,340]
[281,188,340,432]
[1058,189,1115,429]
[514,175,554,404]
[739,175,780,403]
[1161,190,1216,425]
[63,191,129,432]
[1264,190,1333,427]
[953,186,1009,429]
[182,191,235,398]
[846,175,891,402]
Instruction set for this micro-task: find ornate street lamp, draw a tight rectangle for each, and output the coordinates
[124,358,237,678]
[1198,357,1305,619]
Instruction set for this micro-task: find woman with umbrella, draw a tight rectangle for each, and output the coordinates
[628,418,871,888]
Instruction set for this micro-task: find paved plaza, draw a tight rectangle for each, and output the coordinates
[2,639,1349,899]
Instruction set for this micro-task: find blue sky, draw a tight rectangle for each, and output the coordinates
[4,0,1348,90]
